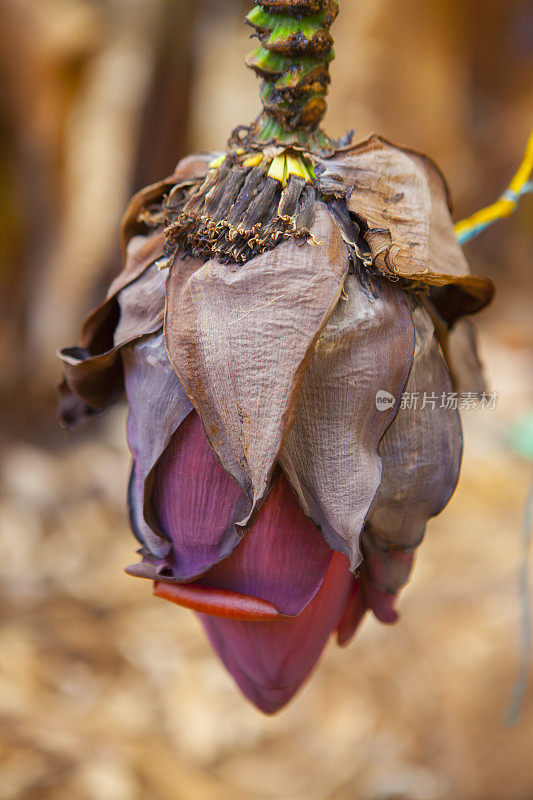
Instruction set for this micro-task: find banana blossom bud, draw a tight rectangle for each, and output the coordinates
[58,2,494,714]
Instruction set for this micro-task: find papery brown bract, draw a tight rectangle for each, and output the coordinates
[279,274,415,569]
[354,304,464,633]
[58,136,492,713]
[316,136,494,321]
[164,201,350,532]
[58,152,216,428]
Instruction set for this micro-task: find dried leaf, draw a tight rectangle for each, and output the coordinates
[58,234,168,423]
[280,274,415,570]
[58,151,216,427]
[442,317,487,394]
[363,303,463,595]
[164,200,350,530]
[316,136,494,320]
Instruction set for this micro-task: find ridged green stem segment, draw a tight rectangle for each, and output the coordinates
[245,0,338,151]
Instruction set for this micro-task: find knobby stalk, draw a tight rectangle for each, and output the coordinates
[157,2,347,265]
[244,0,339,153]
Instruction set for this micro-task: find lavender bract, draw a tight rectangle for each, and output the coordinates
[59,0,494,713]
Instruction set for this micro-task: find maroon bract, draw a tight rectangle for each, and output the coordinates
[58,0,493,713]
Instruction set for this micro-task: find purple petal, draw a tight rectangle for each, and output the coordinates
[107,233,165,312]
[122,332,193,558]
[199,473,333,616]
[153,580,280,620]
[336,579,367,647]
[152,412,248,580]
[199,550,352,714]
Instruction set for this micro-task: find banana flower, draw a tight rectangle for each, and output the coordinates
[59,0,494,713]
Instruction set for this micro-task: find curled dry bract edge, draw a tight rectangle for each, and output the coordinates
[316,135,495,323]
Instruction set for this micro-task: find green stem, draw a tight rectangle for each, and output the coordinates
[245,1,338,152]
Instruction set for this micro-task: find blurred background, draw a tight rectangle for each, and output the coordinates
[0,0,532,798]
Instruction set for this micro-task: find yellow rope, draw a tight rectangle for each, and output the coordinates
[455,130,533,244]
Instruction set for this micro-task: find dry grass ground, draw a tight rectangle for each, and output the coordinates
[1,316,532,800]
[1,2,532,797]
